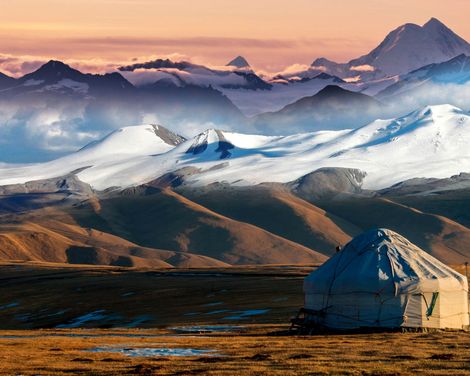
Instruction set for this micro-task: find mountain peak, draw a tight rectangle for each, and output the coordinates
[24,60,83,82]
[186,129,236,159]
[423,17,447,29]
[311,57,339,67]
[41,60,75,72]
[78,124,184,158]
[227,56,250,68]
[415,104,463,118]
[349,18,470,76]
[309,19,470,79]
[316,85,352,96]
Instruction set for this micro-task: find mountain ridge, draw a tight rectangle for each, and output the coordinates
[0,104,469,191]
[309,17,470,79]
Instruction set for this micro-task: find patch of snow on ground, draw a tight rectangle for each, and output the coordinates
[88,346,221,357]
[43,79,89,94]
[170,325,245,333]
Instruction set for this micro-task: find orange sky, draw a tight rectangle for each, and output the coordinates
[1,0,470,75]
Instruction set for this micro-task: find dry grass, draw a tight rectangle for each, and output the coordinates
[0,263,312,329]
[1,264,469,375]
[0,326,469,375]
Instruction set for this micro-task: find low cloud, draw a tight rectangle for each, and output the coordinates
[0,54,48,76]
[350,64,375,72]
[121,66,248,87]
[0,52,238,78]
[274,63,311,77]
[385,81,470,115]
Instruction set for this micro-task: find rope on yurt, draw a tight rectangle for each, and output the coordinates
[323,244,347,310]
[322,233,395,309]
[386,244,399,297]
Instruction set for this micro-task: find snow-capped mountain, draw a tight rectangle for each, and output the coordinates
[0,104,469,191]
[0,124,185,185]
[352,18,470,76]
[308,18,470,80]
[1,18,470,162]
[221,74,360,116]
[119,57,271,91]
[37,18,463,118]
[3,60,134,97]
[0,60,244,163]
[222,19,470,115]
[378,54,470,98]
[77,124,185,160]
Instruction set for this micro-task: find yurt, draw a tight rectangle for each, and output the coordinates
[303,229,469,330]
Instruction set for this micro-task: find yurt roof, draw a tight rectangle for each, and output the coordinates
[305,229,468,295]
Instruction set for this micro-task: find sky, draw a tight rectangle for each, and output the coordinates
[1,0,470,76]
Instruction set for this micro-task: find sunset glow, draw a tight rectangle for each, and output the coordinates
[1,0,470,75]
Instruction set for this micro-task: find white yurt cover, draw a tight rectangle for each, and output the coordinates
[304,228,469,330]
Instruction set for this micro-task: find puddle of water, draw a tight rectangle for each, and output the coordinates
[88,347,220,357]
[170,325,244,333]
[0,333,171,339]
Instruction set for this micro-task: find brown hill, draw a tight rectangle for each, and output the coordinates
[315,197,470,264]
[0,182,469,267]
[0,209,229,268]
[66,188,327,265]
[180,186,359,256]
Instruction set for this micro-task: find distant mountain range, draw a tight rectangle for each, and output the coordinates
[307,18,470,80]
[1,18,470,163]
[118,56,272,91]
[252,85,383,132]
[378,53,470,98]
[1,104,470,267]
[1,18,470,270]
[0,60,244,162]
[1,103,468,192]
